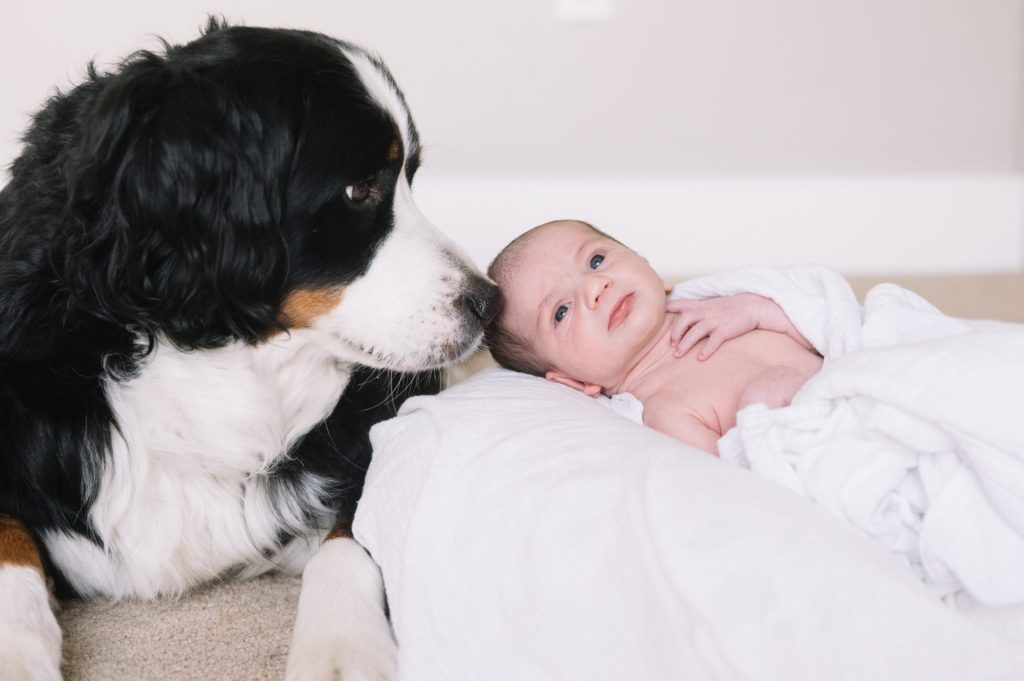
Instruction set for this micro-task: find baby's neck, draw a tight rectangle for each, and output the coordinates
[605,316,678,398]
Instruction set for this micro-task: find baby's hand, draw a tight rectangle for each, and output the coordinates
[667,294,770,360]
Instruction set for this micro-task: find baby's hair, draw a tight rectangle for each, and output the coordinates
[484,220,623,376]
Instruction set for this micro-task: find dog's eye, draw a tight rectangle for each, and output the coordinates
[345,181,372,204]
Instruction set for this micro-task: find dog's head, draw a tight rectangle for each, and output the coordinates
[63,20,498,371]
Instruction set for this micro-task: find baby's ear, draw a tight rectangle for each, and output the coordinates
[545,371,602,397]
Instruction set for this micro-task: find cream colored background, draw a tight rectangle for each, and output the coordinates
[2,0,1023,274]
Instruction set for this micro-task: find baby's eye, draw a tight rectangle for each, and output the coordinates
[554,304,569,324]
[589,254,605,270]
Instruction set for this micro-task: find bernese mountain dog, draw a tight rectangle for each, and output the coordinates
[0,19,497,680]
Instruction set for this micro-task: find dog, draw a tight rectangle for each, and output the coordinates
[0,19,497,680]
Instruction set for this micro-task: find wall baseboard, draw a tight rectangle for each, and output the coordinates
[413,174,1024,276]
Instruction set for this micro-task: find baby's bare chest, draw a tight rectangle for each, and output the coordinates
[641,330,822,433]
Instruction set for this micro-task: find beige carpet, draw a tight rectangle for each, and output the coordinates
[59,575,300,681]
[58,272,1023,681]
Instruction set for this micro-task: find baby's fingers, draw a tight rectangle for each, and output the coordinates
[674,321,710,357]
[668,311,701,345]
[698,330,728,360]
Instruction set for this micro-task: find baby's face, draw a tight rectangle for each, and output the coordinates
[502,221,671,389]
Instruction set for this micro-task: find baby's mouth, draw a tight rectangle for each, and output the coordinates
[608,293,635,331]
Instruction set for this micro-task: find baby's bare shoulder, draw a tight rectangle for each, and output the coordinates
[642,389,714,431]
[642,395,722,454]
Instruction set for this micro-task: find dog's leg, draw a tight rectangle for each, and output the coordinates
[0,515,63,681]
[285,515,396,681]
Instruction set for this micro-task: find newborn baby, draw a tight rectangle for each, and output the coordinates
[484,219,823,454]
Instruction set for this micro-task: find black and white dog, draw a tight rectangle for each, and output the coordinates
[0,20,497,680]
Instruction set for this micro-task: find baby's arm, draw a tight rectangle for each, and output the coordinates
[668,293,815,359]
[644,405,721,455]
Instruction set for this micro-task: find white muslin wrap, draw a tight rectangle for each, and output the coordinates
[670,266,1024,606]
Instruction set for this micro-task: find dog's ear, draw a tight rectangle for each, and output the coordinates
[65,55,290,351]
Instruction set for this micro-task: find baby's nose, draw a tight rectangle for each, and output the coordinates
[585,275,612,307]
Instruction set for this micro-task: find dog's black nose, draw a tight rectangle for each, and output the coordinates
[462,276,501,325]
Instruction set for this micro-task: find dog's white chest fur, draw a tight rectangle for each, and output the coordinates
[44,333,349,599]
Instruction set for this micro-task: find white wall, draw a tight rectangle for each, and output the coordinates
[2,0,1023,274]
[416,175,1024,276]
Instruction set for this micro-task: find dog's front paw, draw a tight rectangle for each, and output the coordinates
[0,566,63,681]
[285,638,396,681]
[285,538,396,681]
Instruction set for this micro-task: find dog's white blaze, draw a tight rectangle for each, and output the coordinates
[342,46,413,157]
[43,332,347,599]
[0,565,62,681]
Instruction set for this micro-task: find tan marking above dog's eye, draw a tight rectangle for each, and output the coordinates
[388,139,401,161]
[279,287,345,328]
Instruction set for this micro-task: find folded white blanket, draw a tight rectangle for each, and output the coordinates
[672,267,1024,606]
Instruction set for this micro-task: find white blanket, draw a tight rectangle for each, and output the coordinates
[354,365,1024,680]
[672,266,1024,606]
